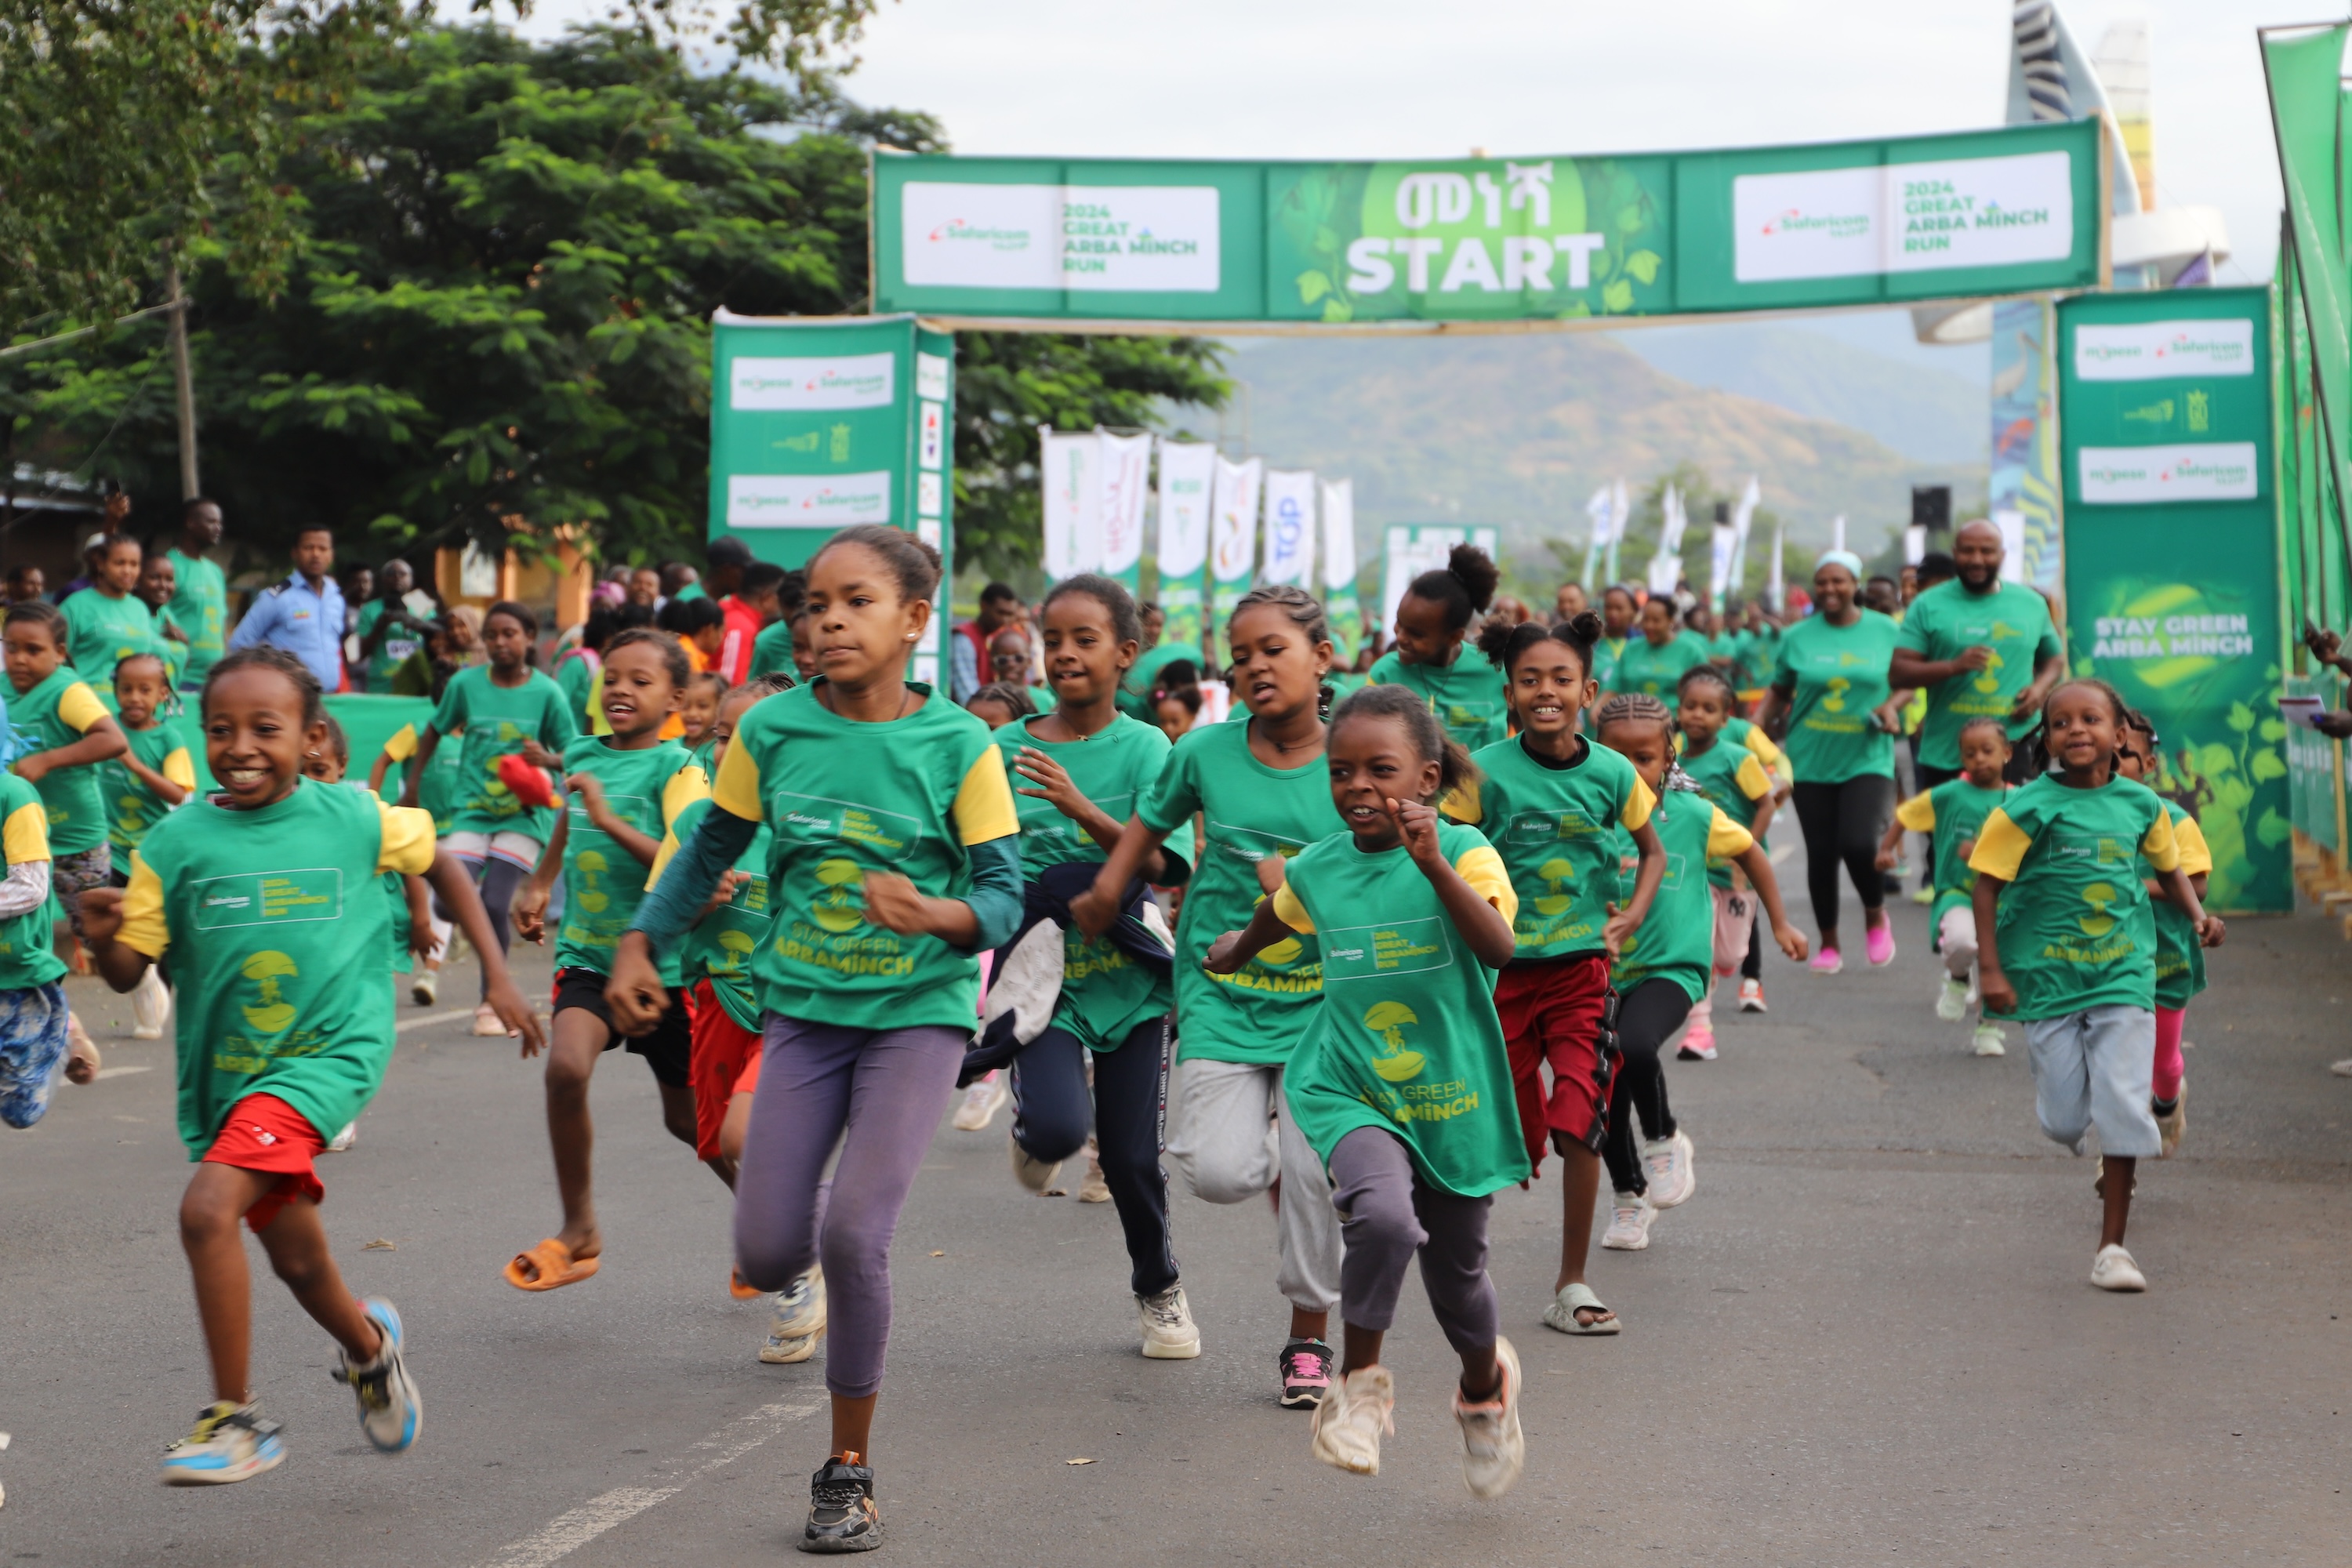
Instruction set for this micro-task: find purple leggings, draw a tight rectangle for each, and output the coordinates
[734,1015,967,1399]
[1327,1125,1498,1353]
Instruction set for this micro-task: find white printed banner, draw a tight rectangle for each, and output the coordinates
[2076,443,2261,504]
[1097,432,1152,583]
[2073,319,2257,381]
[1708,523,1737,606]
[1210,457,1263,591]
[1727,475,1760,597]
[1040,428,1102,579]
[1155,441,1216,579]
[1319,478,1357,592]
[1734,150,2074,283]
[1261,470,1317,589]
[902,181,1220,293]
[1381,525,1500,633]
[730,353,895,411]
[728,471,891,528]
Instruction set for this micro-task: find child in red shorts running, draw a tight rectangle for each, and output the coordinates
[78,646,540,1485]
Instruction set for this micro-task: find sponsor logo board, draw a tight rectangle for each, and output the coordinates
[902,181,1219,292]
[2076,443,2259,503]
[1734,150,2073,283]
[729,353,895,411]
[2073,319,2256,381]
[728,472,892,528]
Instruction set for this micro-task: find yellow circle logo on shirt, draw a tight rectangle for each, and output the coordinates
[2078,880,2119,938]
[1362,1001,1426,1083]
[241,950,299,1034]
[1534,856,1575,916]
[573,851,612,913]
[811,858,866,932]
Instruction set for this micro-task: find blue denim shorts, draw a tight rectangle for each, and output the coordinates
[0,981,72,1130]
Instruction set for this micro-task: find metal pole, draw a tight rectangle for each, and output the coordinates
[165,255,199,499]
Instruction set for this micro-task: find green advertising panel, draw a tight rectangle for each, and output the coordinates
[707,311,954,684]
[870,121,2103,326]
[2060,288,2288,913]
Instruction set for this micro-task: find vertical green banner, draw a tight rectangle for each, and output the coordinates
[707,313,953,685]
[2060,287,2288,912]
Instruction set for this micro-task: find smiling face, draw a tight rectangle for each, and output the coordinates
[989,628,1032,684]
[1954,521,2003,591]
[1226,601,1331,724]
[1597,714,1674,793]
[2042,682,2121,783]
[1639,596,1677,646]
[1389,591,1457,667]
[803,539,929,691]
[629,568,662,607]
[601,637,680,742]
[205,665,323,809]
[1812,564,1857,618]
[1508,636,1592,746]
[97,539,141,595]
[1327,712,1439,851]
[136,553,176,610]
[1040,590,1131,709]
[680,677,722,745]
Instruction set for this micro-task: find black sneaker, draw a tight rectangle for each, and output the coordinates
[1278,1338,1334,1409]
[800,1451,881,1553]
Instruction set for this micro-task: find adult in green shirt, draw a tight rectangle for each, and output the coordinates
[1364,543,1509,752]
[1757,552,1910,972]
[1587,586,1637,699]
[60,534,162,688]
[1889,519,2065,788]
[163,498,230,691]
[354,561,437,695]
[1610,595,1712,699]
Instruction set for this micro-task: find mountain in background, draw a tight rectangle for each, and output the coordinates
[1216,332,1984,562]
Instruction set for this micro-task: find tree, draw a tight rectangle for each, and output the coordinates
[3,22,1226,577]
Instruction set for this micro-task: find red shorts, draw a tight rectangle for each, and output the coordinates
[202,1093,327,1232]
[687,980,763,1160]
[1494,955,1617,1168]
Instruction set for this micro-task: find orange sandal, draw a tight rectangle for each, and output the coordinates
[504,1238,601,1291]
[729,1269,762,1301]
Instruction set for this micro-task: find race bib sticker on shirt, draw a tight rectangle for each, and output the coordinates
[192,869,347,931]
[1505,808,1604,844]
[773,793,922,861]
[1321,917,1454,982]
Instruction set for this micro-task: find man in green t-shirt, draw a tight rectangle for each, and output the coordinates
[163,498,230,691]
[1889,520,2063,789]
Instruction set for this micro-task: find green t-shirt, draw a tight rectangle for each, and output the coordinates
[427,665,579,840]
[1611,632,1712,700]
[1770,611,1900,783]
[162,549,228,686]
[553,650,599,731]
[554,735,702,982]
[1675,735,1775,890]
[1117,644,1205,722]
[9,666,111,855]
[1611,787,1753,1005]
[61,588,159,689]
[1445,734,1653,960]
[663,794,775,1030]
[125,779,434,1152]
[710,681,1019,1033]
[2151,799,2209,1011]
[750,619,795,680]
[1894,579,2062,770]
[994,712,1196,1052]
[1588,635,1630,695]
[1365,649,1509,753]
[1134,715,1347,1065]
[1894,777,2009,939]
[1969,773,2172,1021]
[103,717,194,854]
[357,601,429,695]
[1276,820,1529,1197]
[0,775,68,990]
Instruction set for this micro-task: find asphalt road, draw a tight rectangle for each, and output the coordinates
[3,853,2350,1566]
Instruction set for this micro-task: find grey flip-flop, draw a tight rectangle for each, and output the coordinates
[1542,1281,1621,1335]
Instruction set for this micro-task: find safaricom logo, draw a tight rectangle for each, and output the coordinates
[731,354,893,411]
[728,471,893,528]
[929,217,1032,252]
[1762,208,1870,239]
[2168,456,2252,486]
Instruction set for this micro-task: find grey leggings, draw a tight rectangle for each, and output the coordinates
[733,1015,967,1399]
[434,856,528,1000]
[1327,1126,1497,1353]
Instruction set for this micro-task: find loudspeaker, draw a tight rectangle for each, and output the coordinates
[1911,485,1951,534]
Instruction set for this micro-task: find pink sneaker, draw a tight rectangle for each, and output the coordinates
[1865,924,1896,967]
[1676,1021,1717,1062]
[1810,947,1842,975]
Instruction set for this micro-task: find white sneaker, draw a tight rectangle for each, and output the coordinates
[1011,1131,1062,1194]
[1600,1194,1653,1250]
[326,1123,358,1153]
[1137,1285,1200,1359]
[131,966,171,1039]
[1077,1138,1111,1203]
[1972,1025,2006,1057]
[410,967,438,1007]
[2332,1058,2352,1078]
[759,1267,826,1363]
[1641,1130,1695,1208]
[1736,977,1766,1013]
[1309,1366,1394,1475]
[1452,1337,1525,1500]
[952,1073,1007,1131]
[2090,1243,2147,1292]
[1935,977,1969,1022]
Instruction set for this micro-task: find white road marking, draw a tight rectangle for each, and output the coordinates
[92,1065,151,1080]
[397,1007,478,1034]
[476,1399,822,1567]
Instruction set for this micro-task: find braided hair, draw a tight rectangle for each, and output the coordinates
[2016,677,2131,777]
[1329,683,1479,803]
[1595,691,1703,793]
[1229,583,1335,718]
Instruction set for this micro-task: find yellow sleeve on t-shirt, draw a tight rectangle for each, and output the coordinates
[1733,753,1773,803]
[1743,727,1787,772]
[3,800,50,864]
[1968,810,2031,880]
[1893,790,1936,833]
[1621,773,1657,830]
[2172,815,2212,879]
[2140,808,2180,873]
[1454,842,1519,924]
[58,681,107,733]
[1272,879,1312,934]
[662,763,710,829]
[953,747,1020,846]
[710,731,764,822]
[381,724,419,764]
[118,851,169,958]
[375,800,437,877]
[1439,777,1482,825]
[1704,804,1755,862]
[162,748,196,790]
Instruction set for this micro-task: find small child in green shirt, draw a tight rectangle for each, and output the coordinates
[106,651,194,1038]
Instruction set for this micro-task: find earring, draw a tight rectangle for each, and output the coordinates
[906,632,919,641]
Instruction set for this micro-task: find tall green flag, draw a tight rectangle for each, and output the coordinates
[2263,24,2352,550]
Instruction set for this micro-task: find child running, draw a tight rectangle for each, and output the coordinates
[1875,716,2013,1057]
[1366,543,1509,753]
[2115,709,2209,1159]
[104,650,194,1040]
[77,645,541,1484]
[373,715,465,1004]
[609,524,1022,1552]
[1207,685,1527,1496]
[995,574,1200,1359]
[1671,665,1788,1061]
[507,627,710,1292]
[1968,680,2223,1290]
[5,600,129,1080]
[401,600,577,1036]
[0,759,71,1131]
[681,669,727,771]
[1443,612,1663,1336]
[1076,584,1348,1410]
[1592,693,1806,1250]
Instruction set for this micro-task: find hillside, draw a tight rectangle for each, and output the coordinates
[1217,332,1983,559]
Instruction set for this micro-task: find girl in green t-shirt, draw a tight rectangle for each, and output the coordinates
[1595,692,1806,1252]
[2114,710,2210,1162]
[995,574,1201,1361]
[1207,685,1528,1497]
[1611,596,1713,700]
[1875,716,2013,1057]
[1969,680,2222,1293]
[1672,665,1788,1058]
[1078,584,1349,1412]
[1363,543,1510,753]
[79,644,538,1486]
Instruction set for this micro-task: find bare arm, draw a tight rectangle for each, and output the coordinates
[426,848,546,1055]
[1888,646,1990,688]
[567,772,660,867]
[2011,650,2068,720]
[512,810,568,945]
[1732,842,1808,961]
[1755,684,1793,740]
[1073,815,1175,938]
[399,727,441,808]
[1014,750,1169,878]
[1875,814,1909,869]
[2158,865,2224,948]
[13,714,129,782]
[1602,817,1668,958]
[118,748,190,807]
[1202,895,1296,975]
[1973,873,2013,1015]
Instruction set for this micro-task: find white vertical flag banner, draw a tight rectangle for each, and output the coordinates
[1728,475,1761,601]
[1830,514,1847,554]
[1608,477,1629,583]
[1650,484,1687,595]
[1261,470,1317,589]
[1209,456,1263,622]
[1040,427,1102,580]
[1583,486,1614,592]
[1708,522,1737,608]
[1769,523,1786,612]
[1320,477,1362,662]
[1096,431,1152,590]
[1903,524,1927,566]
[1155,440,1217,649]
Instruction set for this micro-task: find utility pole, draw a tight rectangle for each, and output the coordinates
[165,252,199,499]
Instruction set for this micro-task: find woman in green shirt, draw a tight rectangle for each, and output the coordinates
[1610,594,1713,699]
[1756,553,1910,974]
[1364,543,1509,752]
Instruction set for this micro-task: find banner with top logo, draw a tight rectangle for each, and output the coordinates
[1154,440,1216,652]
[1261,470,1317,589]
[1320,478,1363,664]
